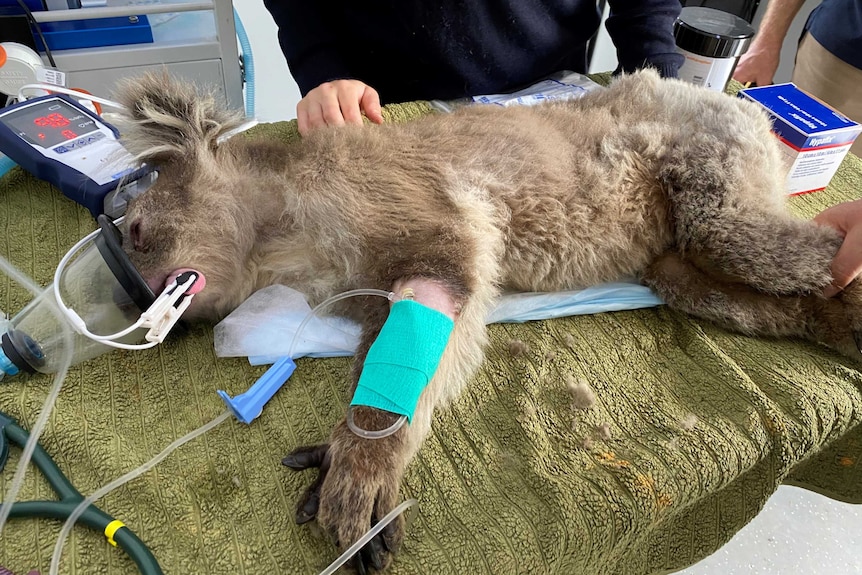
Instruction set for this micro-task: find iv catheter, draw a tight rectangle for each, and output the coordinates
[0,411,163,575]
[218,287,407,438]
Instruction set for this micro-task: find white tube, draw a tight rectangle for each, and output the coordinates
[47,287,403,573]
[46,288,390,571]
[31,2,213,22]
[287,288,394,359]
[49,410,232,575]
[17,84,125,110]
[318,498,418,575]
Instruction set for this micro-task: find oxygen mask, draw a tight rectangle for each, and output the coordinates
[1,215,205,377]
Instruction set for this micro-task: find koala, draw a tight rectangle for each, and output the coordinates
[114,69,862,573]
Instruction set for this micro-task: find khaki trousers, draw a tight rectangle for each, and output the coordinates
[792,33,862,157]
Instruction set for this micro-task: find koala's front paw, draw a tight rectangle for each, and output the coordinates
[283,412,407,573]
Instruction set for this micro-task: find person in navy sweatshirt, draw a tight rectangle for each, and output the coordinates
[263,0,685,135]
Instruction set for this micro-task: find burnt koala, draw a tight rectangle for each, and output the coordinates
[114,69,862,572]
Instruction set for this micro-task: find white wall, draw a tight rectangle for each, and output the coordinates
[588,1,619,74]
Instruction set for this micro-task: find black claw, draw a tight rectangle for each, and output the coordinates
[291,448,330,525]
[295,491,320,524]
[351,553,368,575]
[282,444,329,470]
[364,535,386,571]
[380,520,399,554]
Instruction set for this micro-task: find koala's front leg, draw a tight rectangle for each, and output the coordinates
[284,277,482,573]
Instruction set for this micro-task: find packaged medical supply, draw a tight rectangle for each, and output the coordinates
[739,83,862,195]
[470,71,604,107]
[429,71,603,113]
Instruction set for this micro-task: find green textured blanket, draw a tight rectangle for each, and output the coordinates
[1,91,862,575]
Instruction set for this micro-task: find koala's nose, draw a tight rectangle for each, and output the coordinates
[129,217,145,252]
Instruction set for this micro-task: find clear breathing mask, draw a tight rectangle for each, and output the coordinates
[0,214,204,376]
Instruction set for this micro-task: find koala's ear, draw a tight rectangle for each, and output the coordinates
[113,71,244,165]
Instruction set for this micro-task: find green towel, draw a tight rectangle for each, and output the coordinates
[1,83,861,575]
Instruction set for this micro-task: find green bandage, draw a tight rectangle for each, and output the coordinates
[350,299,454,421]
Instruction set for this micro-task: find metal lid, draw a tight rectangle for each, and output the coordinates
[674,6,755,59]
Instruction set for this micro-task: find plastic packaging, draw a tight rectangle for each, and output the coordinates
[215,282,664,362]
[214,284,362,363]
[429,70,604,113]
[218,288,394,425]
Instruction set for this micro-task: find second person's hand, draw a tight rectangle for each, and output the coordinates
[297,79,384,136]
[814,199,862,297]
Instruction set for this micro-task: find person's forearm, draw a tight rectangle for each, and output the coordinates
[753,0,808,49]
[263,0,353,95]
[605,0,684,77]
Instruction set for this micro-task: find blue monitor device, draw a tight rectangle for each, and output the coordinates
[0,94,153,218]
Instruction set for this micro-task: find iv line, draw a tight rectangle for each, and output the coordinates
[49,286,413,574]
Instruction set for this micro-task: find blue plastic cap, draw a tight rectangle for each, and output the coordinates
[218,356,296,424]
[0,346,20,377]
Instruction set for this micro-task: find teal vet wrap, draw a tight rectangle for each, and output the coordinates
[351,299,455,421]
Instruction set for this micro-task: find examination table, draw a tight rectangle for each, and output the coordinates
[1,78,861,575]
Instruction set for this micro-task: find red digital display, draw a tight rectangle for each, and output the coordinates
[34,113,71,128]
[27,112,77,142]
[2,100,99,149]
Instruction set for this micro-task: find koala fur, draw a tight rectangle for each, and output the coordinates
[113,69,862,571]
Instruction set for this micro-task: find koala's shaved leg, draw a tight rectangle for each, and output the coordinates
[643,252,862,359]
[391,277,461,317]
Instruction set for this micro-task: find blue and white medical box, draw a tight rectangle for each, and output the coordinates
[739,83,861,195]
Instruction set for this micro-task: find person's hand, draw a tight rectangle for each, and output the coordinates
[296,79,384,136]
[732,41,781,86]
[814,199,862,297]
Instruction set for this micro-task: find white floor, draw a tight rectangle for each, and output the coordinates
[678,486,862,574]
[233,3,862,573]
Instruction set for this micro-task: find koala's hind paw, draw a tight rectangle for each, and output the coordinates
[811,281,862,361]
[841,280,862,358]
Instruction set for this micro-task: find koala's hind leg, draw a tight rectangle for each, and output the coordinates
[661,138,843,295]
[642,251,862,360]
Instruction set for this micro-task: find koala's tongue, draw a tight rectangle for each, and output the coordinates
[166,268,206,295]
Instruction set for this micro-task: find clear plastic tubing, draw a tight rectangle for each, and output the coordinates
[318,498,419,575]
[0,255,75,535]
[49,410,233,574]
[50,287,408,573]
